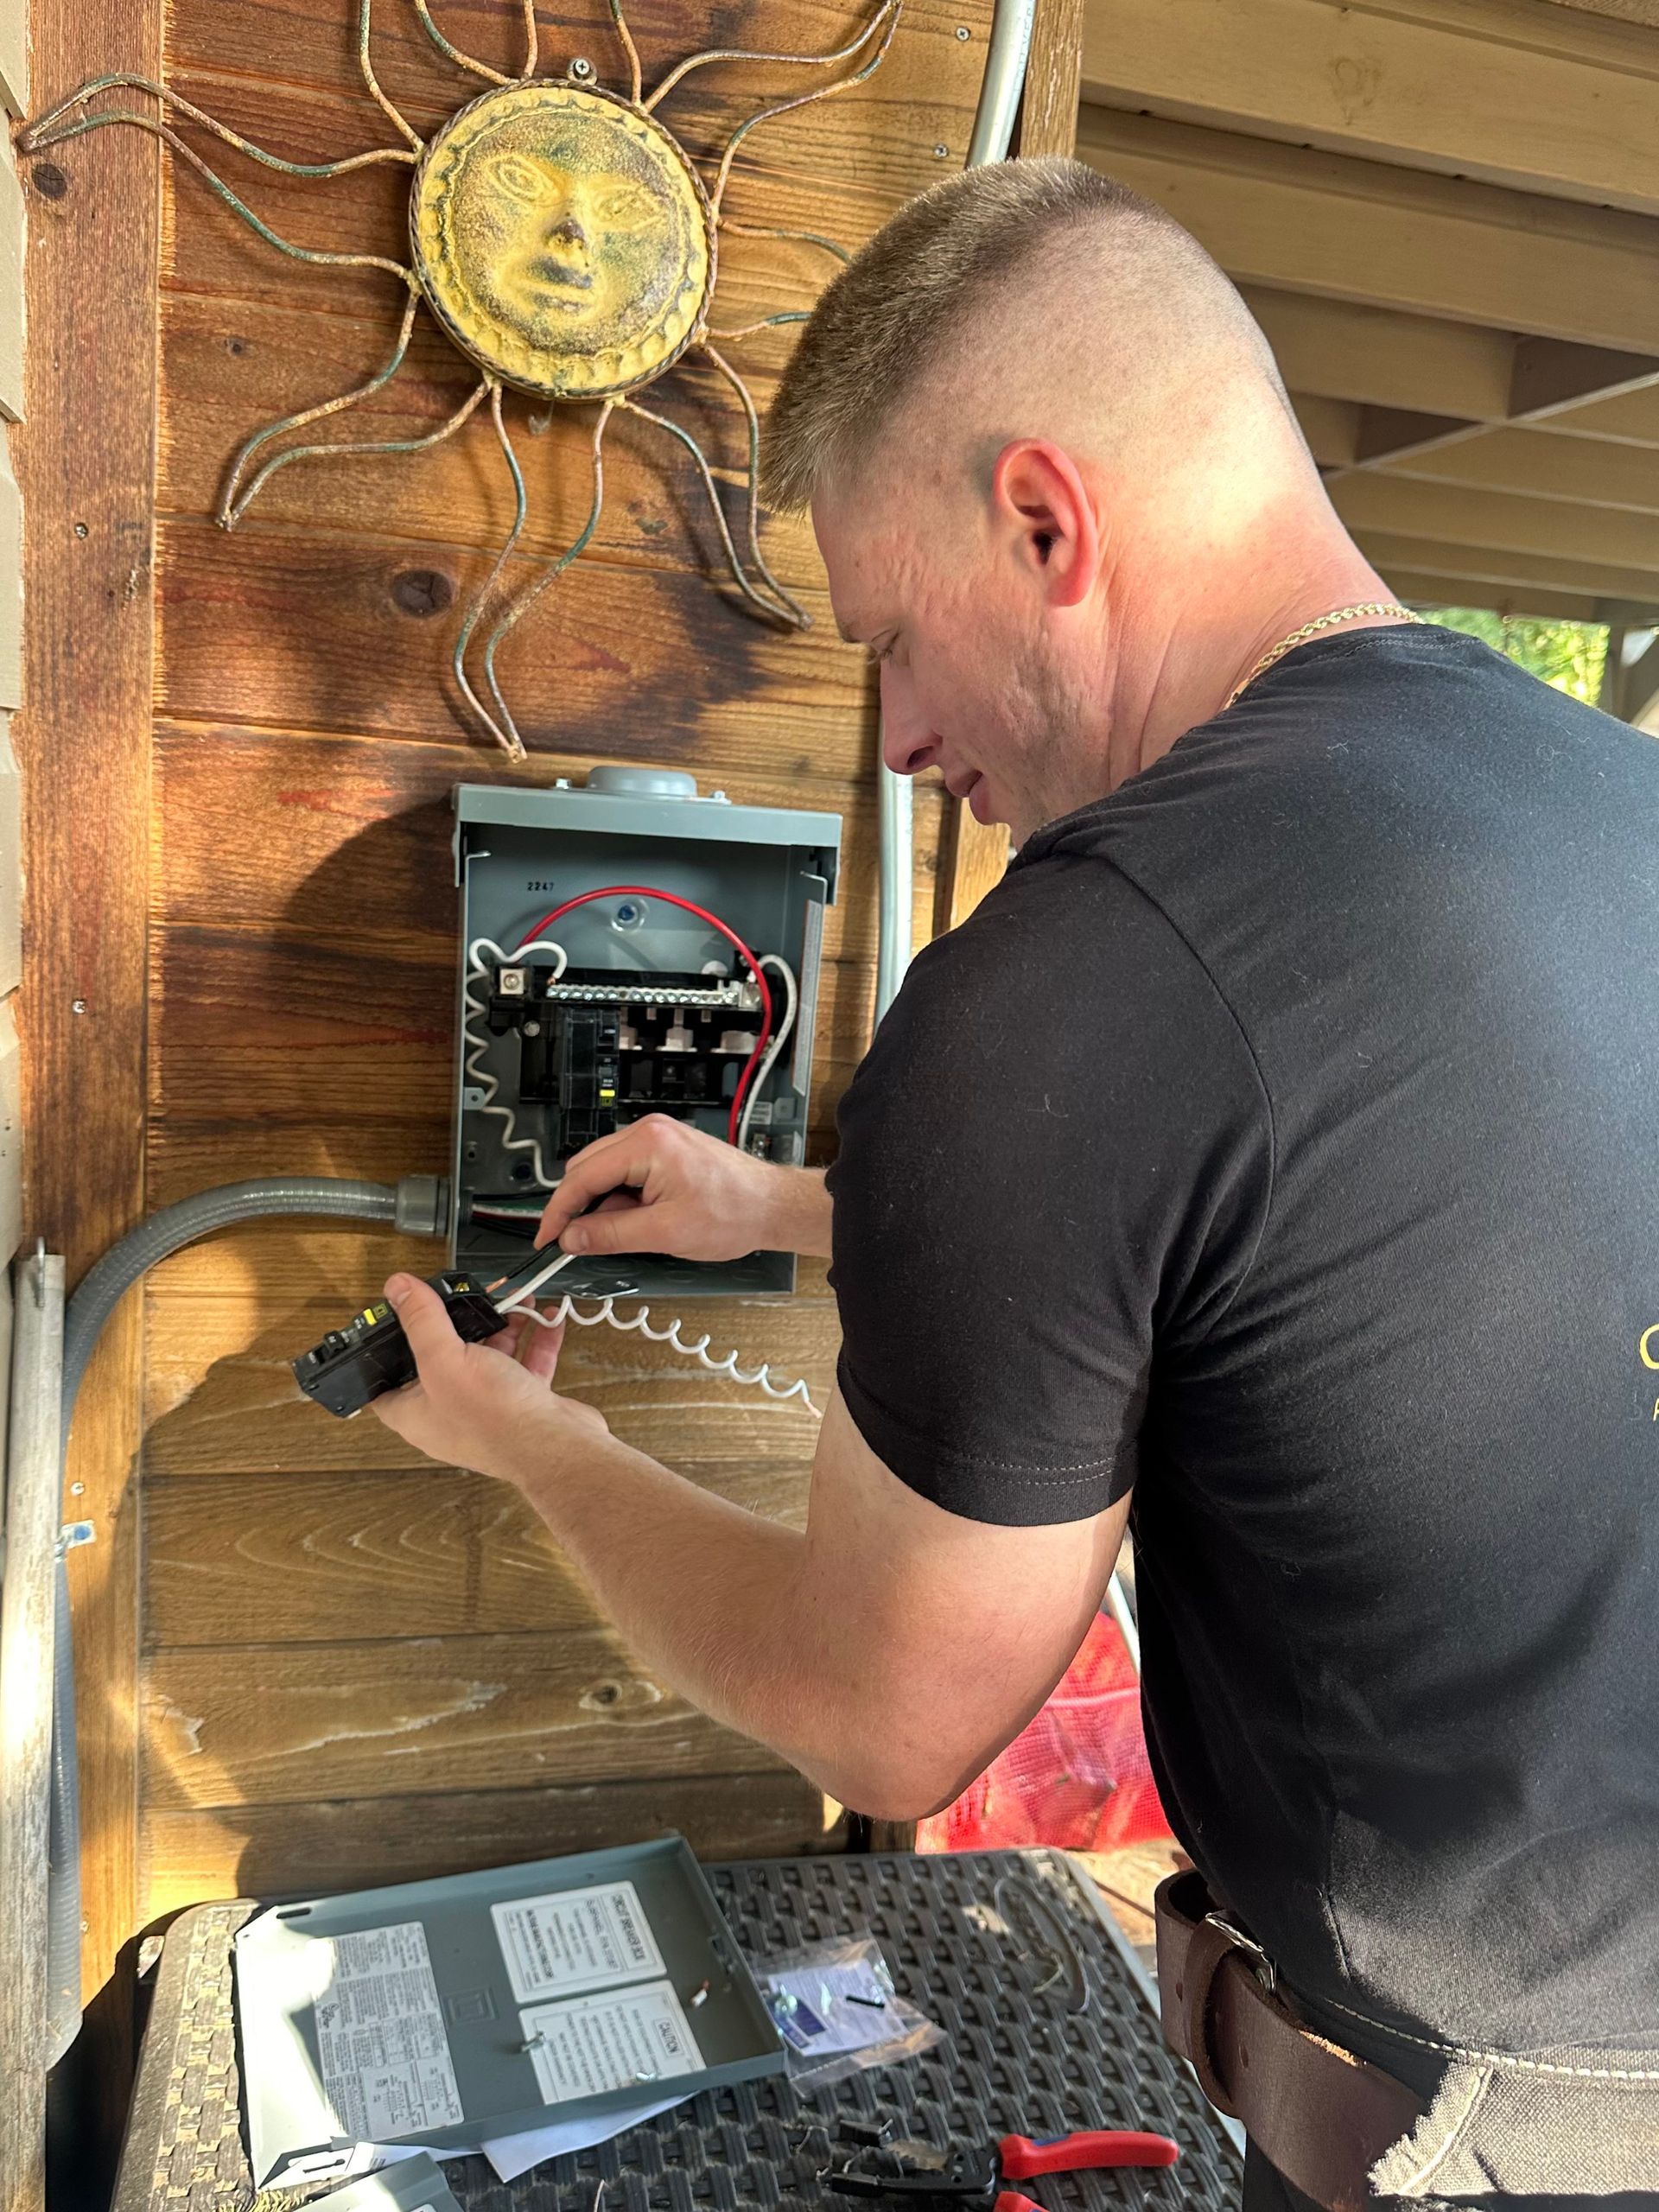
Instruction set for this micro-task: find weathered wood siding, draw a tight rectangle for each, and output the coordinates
[21,0,1002,1961]
[1,0,24,1404]
[1,14,31,2202]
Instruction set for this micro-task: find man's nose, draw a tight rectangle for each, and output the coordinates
[547,215,589,249]
[879,670,938,777]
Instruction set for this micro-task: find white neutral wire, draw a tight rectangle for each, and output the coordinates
[495,1246,579,1307]
[736,953,799,1154]
[464,935,568,1189]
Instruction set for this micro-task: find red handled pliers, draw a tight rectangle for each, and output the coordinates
[986,2133,1180,2210]
[827,2127,1180,2209]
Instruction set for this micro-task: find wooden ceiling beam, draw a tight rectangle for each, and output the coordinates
[1523,0,1659,32]
[1377,567,1628,626]
[1508,336,1659,418]
[1332,473,1659,572]
[1351,406,1484,466]
[1351,528,1659,612]
[1249,293,1659,454]
[1243,289,1516,420]
[1340,343,1659,470]
[1289,393,1359,467]
[1080,0,1659,218]
[1541,387,1659,445]
[1376,423,1659,512]
[1077,109,1659,354]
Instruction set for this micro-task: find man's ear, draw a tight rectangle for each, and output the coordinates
[990,439,1101,610]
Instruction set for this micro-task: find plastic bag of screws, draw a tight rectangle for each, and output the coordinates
[751,1935,944,2090]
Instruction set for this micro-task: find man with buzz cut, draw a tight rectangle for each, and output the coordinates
[373,159,1659,2206]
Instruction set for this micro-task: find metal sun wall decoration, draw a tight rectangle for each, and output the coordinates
[18,0,903,757]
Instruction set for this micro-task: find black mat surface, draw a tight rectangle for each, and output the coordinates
[114,1848,1242,2212]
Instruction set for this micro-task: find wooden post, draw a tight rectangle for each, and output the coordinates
[933,0,1083,939]
[1597,626,1628,717]
[11,0,162,2163]
[1019,0,1086,165]
[0,1250,64,2212]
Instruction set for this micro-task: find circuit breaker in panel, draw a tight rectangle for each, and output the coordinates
[453,766,841,1300]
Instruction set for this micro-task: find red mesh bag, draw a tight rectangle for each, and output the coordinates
[916,1610,1172,1855]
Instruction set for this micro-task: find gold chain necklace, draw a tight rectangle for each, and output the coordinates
[1224,601,1423,710]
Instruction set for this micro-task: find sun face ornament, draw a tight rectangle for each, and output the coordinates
[17,0,902,758]
[413,79,714,398]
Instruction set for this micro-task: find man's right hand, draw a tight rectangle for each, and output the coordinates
[537,1116,833,1263]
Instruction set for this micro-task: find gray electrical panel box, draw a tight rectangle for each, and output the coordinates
[452,769,841,1299]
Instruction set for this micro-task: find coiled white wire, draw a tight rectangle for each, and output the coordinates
[495,1249,821,1416]
[464,935,568,1189]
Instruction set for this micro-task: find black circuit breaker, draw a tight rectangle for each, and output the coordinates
[452,767,841,1300]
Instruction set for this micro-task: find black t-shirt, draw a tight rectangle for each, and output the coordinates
[828,625,1659,2053]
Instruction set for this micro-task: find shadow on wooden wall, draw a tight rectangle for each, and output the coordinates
[16,0,995,2033]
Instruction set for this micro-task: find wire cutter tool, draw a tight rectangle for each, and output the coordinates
[827,2127,1180,2210]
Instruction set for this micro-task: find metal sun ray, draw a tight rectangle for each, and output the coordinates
[16,0,903,757]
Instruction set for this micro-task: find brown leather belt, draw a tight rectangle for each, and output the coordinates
[1154,1871,1427,2210]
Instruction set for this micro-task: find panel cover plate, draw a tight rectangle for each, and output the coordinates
[233,1834,785,2185]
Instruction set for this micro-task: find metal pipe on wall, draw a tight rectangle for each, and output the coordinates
[0,1250,66,2196]
[967,0,1039,167]
[38,1174,445,2070]
[874,0,1038,1023]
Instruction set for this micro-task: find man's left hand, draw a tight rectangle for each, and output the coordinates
[372,1272,607,1484]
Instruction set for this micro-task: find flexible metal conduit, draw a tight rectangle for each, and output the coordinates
[41,1174,445,2066]
[874,0,1037,1022]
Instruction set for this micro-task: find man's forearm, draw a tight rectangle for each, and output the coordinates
[758,1165,832,1260]
[512,1430,889,1808]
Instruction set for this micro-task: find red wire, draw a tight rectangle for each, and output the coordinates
[516,886,774,1145]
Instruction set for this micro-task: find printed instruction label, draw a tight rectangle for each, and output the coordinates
[492,1881,664,2004]
[518,1981,704,2107]
[313,1921,464,2141]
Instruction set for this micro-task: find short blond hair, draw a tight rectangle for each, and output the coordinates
[760,157,1235,513]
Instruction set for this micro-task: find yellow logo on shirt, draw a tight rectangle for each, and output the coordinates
[1641,1325,1659,1419]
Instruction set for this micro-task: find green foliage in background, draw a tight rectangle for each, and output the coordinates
[1420,607,1608,703]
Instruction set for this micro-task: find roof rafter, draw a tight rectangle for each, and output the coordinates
[1081,0,1659,218]
[1352,527,1659,613]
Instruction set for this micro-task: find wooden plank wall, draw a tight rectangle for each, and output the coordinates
[14,0,163,2098]
[1,12,33,2202]
[0,0,24,1379]
[124,0,995,1921]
